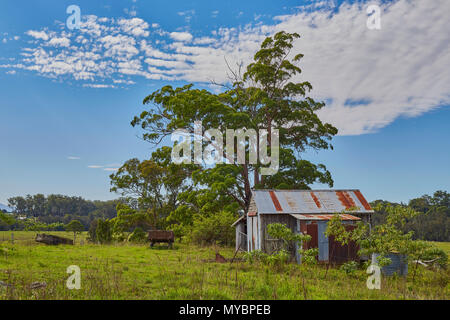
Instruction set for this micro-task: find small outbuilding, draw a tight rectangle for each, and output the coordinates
[232,189,374,264]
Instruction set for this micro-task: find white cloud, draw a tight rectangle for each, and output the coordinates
[177,9,195,23]
[103,168,119,172]
[82,84,115,88]
[118,18,149,37]
[67,156,80,160]
[26,30,49,41]
[145,57,190,69]
[169,32,193,42]
[48,37,71,47]
[113,79,136,84]
[193,37,216,45]
[88,165,104,168]
[100,34,139,59]
[270,0,450,134]
[7,0,450,135]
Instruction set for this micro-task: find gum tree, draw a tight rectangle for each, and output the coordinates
[129,31,337,223]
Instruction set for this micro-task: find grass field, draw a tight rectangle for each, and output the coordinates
[0,231,449,300]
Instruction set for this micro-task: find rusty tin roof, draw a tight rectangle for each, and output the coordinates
[252,189,374,214]
[290,214,361,221]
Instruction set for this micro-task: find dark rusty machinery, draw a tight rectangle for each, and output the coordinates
[35,233,74,245]
[147,230,174,248]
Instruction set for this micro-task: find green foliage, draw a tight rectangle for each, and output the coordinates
[266,223,311,251]
[96,219,112,244]
[188,211,237,246]
[127,227,147,244]
[65,220,84,233]
[421,247,448,269]
[0,242,16,257]
[131,31,337,221]
[20,219,65,232]
[109,204,154,241]
[325,214,353,245]
[340,261,359,275]
[168,223,189,241]
[265,223,315,265]
[0,212,15,226]
[371,191,450,242]
[266,250,290,269]
[6,194,121,230]
[326,205,449,270]
[301,248,319,265]
[243,250,269,264]
[109,148,198,229]
[87,219,98,243]
[65,219,85,242]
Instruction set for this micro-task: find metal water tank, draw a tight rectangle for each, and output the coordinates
[372,253,408,276]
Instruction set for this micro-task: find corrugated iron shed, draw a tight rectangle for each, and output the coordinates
[252,189,373,214]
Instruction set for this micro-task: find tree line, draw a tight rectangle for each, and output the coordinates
[1,190,448,243]
[371,190,450,242]
[2,194,122,230]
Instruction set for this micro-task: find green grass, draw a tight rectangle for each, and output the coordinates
[0,232,449,300]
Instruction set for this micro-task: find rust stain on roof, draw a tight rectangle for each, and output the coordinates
[269,191,283,212]
[354,190,372,211]
[336,191,356,209]
[344,191,356,208]
[310,192,321,208]
[291,214,361,221]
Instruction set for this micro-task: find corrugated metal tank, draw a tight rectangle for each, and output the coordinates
[373,253,408,276]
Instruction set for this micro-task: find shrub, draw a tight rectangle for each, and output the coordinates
[340,261,359,275]
[243,250,269,264]
[421,247,448,269]
[87,219,98,243]
[266,250,290,269]
[128,227,147,243]
[96,219,112,244]
[301,248,319,265]
[189,211,237,246]
[266,223,313,265]
[168,223,189,242]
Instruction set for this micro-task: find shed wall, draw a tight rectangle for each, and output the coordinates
[260,214,297,254]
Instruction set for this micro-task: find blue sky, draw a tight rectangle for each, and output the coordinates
[0,0,449,205]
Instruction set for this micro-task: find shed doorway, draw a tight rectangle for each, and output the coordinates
[305,223,318,249]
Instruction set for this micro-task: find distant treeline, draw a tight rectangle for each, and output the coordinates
[2,194,124,230]
[2,191,449,242]
[371,190,450,242]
